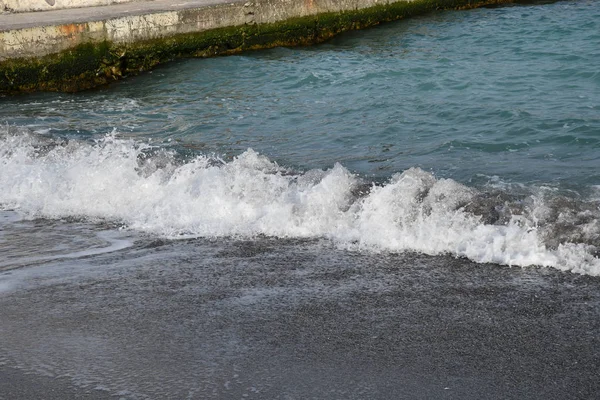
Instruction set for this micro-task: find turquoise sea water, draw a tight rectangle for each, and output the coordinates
[1,0,599,272]
[3,1,599,186]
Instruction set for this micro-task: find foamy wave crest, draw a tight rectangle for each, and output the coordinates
[1,130,599,275]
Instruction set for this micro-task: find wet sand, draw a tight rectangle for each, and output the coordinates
[0,238,599,399]
[0,365,114,400]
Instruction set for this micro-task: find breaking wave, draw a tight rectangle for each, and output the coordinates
[1,128,599,275]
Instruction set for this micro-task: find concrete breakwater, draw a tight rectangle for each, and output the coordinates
[1,0,144,14]
[0,0,515,93]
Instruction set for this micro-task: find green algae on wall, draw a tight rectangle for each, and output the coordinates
[0,42,118,93]
[0,0,515,94]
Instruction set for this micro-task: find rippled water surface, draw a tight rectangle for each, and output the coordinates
[2,0,599,273]
[3,1,599,185]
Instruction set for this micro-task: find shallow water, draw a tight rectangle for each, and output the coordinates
[1,1,599,275]
[0,1,599,398]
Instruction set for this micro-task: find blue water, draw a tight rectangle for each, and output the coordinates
[3,1,599,187]
[1,0,599,274]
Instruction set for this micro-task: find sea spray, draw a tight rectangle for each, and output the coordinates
[1,130,599,275]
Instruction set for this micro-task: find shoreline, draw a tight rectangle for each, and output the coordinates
[0,0,517,94]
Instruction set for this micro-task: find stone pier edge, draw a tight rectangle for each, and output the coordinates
[0,0,516,94]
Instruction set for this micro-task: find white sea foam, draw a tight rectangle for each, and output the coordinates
[1,132,599,275]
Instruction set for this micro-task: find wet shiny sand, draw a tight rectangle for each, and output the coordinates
[1,238,599,399]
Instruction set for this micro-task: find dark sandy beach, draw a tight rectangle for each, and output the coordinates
[1,238,599,399]
[0,365,113,400]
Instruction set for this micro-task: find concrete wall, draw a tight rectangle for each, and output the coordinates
[1,0,144,13]
[0,0,410,60]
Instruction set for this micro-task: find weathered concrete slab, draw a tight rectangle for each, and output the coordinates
[0,0,516,93]
[0,0,231,29]
[1,0,147,14]
[1,0,245,60]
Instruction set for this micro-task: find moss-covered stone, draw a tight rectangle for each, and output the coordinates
[0,0,516,94]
